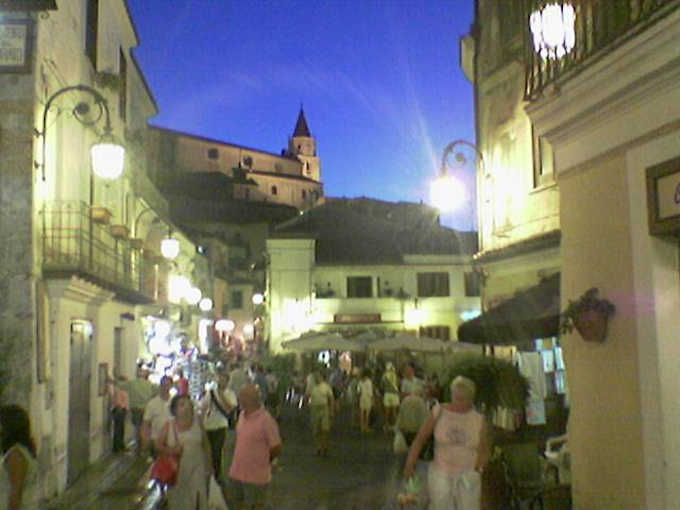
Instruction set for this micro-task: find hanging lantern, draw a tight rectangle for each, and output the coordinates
[215,319,235,333]
[161,236,180,260]
[199,297,213,312]
[530,3,576,60]
[91,140,125,180]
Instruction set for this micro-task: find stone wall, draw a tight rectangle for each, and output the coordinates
[0,69,36,405]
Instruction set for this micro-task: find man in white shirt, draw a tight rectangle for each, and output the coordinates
[201,371,237,480]
[141,375,172,457]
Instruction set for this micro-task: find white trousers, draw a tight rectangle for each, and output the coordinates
[427,464,481,510]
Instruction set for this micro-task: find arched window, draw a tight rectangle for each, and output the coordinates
[302,189,307,199]
[271,185,278,195]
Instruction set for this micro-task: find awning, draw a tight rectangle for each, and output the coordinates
[457,273,560,345]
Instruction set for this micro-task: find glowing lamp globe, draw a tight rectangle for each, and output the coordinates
[530,3,576,60]
[215,319,235,333]
[243,323,254,337]
[199,297,213,312]
[91,141,125,180]
[185,286,202,306]
[161,236,180,260]
[252,293,264,305]
[168,275,190,304]
[430,174,466,212]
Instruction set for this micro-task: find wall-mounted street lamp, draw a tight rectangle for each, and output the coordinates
[36,84,125,182]
[529,2,576,60]
[430,140,484,215]
[252,292,264,306]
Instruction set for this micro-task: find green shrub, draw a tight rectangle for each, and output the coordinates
[443,354,530,416]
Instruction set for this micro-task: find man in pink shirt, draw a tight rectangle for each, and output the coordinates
[228,384,282,509]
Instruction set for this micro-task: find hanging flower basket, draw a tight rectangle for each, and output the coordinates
[90,206,112,224]
[574,309,609,343]
[110,224,129,239]
[560,288,616,343]
[129,238,144,250]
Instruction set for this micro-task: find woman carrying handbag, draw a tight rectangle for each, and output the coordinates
[156,394,213,510]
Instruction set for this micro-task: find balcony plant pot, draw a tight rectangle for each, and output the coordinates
[90,206,112,224]
[574,309,608,343]
[560,287,616,343]
[110,224,130,240]
[129,238,144,250]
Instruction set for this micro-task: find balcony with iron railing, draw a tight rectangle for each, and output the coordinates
[41,201,154,303]
[524,0,679,100]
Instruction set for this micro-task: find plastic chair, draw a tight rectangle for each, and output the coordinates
[501,442,547,510]
[544,434,570,484]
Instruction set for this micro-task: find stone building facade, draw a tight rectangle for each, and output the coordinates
[464,1,680,507]
[147,107,323,212]
[0,0,212,499]
[266,198,481,353]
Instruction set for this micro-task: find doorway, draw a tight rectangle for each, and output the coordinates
[67,320,93,485]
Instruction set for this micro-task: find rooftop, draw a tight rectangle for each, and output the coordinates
[273,197,477,264]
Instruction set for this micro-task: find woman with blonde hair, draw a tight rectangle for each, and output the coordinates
[403,376,490,510]
[0,405,38,510]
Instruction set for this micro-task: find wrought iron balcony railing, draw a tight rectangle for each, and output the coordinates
[41,201,154,303]
[524,0,679,100]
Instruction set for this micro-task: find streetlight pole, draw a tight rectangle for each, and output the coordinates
[431,139,485,231]
[36,84,125,269]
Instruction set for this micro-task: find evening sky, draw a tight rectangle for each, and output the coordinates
[127,0,476,229]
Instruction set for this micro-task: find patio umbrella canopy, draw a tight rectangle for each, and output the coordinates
[369,332,452,353]
[281,332,365,352]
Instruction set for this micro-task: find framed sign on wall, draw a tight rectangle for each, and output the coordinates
[0,19,33,73]
[646,156,680,236]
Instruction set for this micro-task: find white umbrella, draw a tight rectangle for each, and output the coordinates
[281,332,364,352]
[368,332,482,353]
[369,332,448,352]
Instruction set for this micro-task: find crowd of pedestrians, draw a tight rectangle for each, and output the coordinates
[129,359,284,510]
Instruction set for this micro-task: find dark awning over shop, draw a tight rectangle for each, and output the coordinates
[458,273,560,345]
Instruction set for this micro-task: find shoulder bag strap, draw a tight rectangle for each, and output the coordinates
[210,390,231,420]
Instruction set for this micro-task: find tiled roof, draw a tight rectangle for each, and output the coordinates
[273,198,477,264]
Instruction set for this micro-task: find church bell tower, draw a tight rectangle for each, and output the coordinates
[288,107,321,182]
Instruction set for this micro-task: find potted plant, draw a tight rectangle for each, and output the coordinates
[90,206,112,224]
[560,287,616,342]
[110,224,129,239]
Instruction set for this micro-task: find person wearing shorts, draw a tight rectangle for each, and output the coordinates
[381,362,400,431]
[358,369,373,433]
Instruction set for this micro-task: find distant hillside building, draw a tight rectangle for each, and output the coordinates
[266,198,481,352]
[147,107,323,210]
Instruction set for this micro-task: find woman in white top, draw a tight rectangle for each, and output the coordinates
[156,395,212,510]
[358,369,374,433]
[0,405,38,510]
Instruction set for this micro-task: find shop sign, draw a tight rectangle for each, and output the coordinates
[0,1,56,10]
[334,313,381,323]
[646,156,680,235]
[0,19,32,73]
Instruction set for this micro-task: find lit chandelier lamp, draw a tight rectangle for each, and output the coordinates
[37,84,125,182]
[530,2,576,60]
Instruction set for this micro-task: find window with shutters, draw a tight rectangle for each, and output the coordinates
[417,272,450,297]
[347,276,372,298]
